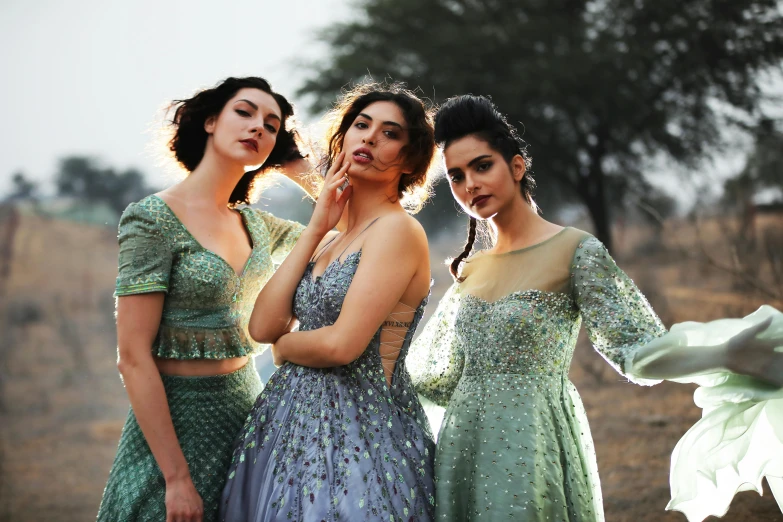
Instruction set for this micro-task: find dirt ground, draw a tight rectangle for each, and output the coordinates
[0,206,781,521]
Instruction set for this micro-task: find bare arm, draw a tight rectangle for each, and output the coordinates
[627,338,728,379]
[274,215,429,368]
[629,316,783,386]
[248,153,352,343]
[116,293,203,522]
[248,227,325,342]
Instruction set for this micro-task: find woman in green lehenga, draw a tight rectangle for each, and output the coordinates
[407,94,783,522]
[97,77,317,522]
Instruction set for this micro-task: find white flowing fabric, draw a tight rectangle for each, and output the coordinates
[625,305,783,521]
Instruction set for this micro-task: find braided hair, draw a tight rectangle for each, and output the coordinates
[434,95,535,280]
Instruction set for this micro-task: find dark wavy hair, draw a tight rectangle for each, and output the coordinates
[166,77,302,207]
[434,94,536,280]
[322,82,436,213]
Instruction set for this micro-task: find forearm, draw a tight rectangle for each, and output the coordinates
[627,337,728,380]
[249,227,324,343]
[276,327,348,368]
[117,354,190,483]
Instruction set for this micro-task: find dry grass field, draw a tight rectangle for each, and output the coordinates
[0,203,781,521]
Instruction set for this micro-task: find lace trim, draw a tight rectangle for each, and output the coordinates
[153,324,259,360]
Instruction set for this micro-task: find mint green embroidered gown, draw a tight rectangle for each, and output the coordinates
[97,195,304,522]
[407,227,783,522]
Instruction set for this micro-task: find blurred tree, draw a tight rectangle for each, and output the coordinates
[724,118,783,202]
[608,175,678,226]
[298,0,783,250]
[7,172,39,201]
[55,157,153,217]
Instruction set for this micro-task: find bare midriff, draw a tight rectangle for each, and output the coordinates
[155,355,250,376]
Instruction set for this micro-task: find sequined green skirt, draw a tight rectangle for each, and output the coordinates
[97,362,262,522]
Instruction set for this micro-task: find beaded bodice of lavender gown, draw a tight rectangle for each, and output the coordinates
[220,250,435,522]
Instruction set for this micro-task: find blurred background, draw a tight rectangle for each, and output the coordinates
[2,0,783,520]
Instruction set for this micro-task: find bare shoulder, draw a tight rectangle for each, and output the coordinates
[365,213,428,254]
[379,212,427,239]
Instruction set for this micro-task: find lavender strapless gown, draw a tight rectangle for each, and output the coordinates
[219,251,435,521]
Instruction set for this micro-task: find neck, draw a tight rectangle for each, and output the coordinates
[344,177,402,231]
[489,195,546,252]
[178,146,247,209]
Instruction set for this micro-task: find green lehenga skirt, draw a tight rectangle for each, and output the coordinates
[97,361,262,522]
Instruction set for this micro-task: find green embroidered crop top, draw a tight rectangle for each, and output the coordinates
[115,194,304,360]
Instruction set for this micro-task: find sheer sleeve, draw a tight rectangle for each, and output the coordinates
[573,236,783,519]
[571,236,667,385]
[115,202,172,296]
[407,283,465,408]
[257,211,305,265]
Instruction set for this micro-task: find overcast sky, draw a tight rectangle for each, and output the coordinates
[3,1,780,207]
[0,0,349,194]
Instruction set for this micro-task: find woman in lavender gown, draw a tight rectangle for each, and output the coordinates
[219,83,438,521]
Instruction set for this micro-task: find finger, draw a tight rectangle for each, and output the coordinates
[757,336,783,351]
[325,152,346,180]
[336,184,353,206]
[327,173,350,194]
[330,161,350,184]
[328,171,348,191]
[325,162,350,190]
[739,317,774,343]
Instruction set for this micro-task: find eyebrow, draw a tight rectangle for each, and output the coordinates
[236,99,281,122]
[447,154,492,175]
[357,112,404,130]
[237,99,258,110]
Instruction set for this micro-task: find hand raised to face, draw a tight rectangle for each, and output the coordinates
[307,152,353,237]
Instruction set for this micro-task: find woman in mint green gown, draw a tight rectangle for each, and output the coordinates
[407,95,783,522]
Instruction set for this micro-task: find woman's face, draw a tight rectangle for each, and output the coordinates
[341,101,410,182]
[205,87,282,167]
[444,134,526,220]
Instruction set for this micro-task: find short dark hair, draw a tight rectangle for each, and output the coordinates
[166,76,301,207]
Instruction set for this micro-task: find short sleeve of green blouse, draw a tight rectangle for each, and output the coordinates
[115,202,172,296]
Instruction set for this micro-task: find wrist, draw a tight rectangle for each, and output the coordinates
[303,222,330,240]
[272,336,289,366]
[696,342,732,374]
[720,340,738,373]
[163,465,191,484]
